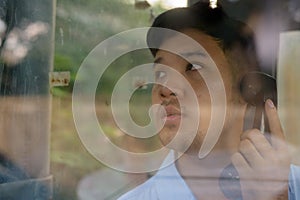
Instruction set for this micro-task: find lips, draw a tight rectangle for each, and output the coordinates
[162,105,182,122]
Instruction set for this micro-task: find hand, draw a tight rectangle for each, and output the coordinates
[231,99,291,200]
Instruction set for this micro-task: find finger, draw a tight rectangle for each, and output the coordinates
[265,99,286,148]
[241,129,273,159]
[238,138,264,167]
[231,152,252,179]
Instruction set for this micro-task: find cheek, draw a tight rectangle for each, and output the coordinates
[192,78,211,106]
[218,64,235,100]
[193,80,212,130]
[151,86,163,129]
[151,85,160,104]
[184,81,212,154]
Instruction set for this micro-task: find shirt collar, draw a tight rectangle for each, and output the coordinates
[154,150,196,200]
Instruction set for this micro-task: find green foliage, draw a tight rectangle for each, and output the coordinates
[54,0,165,97]
[51,2,166,199]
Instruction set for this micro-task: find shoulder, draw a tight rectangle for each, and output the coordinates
[117,176,158,200]
[290,164,300,176]
[118,151,195,200]
[289,164,300,200]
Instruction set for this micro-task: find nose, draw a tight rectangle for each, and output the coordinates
[160,86,175,98]
[159,82,183,100]
[154,67,185,102]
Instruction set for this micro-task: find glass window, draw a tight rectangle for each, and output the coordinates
[0,0,299,199]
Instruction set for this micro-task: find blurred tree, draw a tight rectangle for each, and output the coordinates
[54,0,165,96]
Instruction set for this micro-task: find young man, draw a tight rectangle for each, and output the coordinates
[119,2,300,200]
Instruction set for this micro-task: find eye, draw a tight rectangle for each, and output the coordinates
[155,71,167,82]
[186,63,203,71]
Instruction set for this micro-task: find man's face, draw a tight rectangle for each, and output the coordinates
[152,29,241,155]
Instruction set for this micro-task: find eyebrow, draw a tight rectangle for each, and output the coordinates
[153,51,207,65]
[179,51,207,58]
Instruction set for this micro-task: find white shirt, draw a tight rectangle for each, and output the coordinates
[118,151,300,200]
[118,151,195,200]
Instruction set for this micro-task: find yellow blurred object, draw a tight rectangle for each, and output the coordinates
[209,0,218,9]
[135,0,151,9]
[277,31,300,165]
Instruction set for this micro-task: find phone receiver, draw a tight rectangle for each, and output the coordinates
[219,72,277,200]
[240,71,277,132]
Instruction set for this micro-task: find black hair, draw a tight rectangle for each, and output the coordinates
[147,2,259,74]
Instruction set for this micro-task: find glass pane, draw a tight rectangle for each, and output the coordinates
[0,0,299,199]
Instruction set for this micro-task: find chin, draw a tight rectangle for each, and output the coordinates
[158,127,177,147]
[184,138,203,155]
[158,128,203,155]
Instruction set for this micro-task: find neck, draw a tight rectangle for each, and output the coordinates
[175,151,232,200]
[174,103,246,199]
[176,149,231,179]
[175,117,244,178]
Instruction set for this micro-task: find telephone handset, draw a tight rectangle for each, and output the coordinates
[240,71,277,133]
[219,72,278,200]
